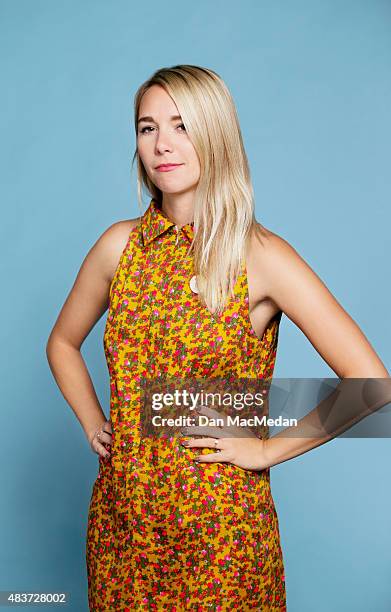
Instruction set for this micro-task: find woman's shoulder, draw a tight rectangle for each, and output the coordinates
[103,217,141,244]
[93,217,141,285]
[249,220,295,259]
[247,220,308,290]
[248,219,326,309]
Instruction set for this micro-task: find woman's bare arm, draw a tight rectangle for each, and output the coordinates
[253,228,390,466]
[46,218,139,453]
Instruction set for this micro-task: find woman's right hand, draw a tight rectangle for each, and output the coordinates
[88,420,113,459]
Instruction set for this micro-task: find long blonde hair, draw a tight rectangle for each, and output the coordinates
[132,64,260,315]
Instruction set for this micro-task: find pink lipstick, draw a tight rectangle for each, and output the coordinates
[155,164,183,172]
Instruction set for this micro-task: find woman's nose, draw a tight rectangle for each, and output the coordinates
[155,129,174,154]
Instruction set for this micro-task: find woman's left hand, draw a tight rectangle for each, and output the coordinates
[180,405,270,471]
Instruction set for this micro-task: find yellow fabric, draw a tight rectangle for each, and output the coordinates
[86,199,286,610]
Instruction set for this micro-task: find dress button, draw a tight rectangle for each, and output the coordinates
[189,275,199,294]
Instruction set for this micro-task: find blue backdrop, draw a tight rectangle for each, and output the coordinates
[1,0,390,610]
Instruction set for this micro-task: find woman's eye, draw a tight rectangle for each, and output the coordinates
[140,126,154,134]
[138,124,186,134]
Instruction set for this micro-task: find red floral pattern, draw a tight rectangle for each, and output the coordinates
[86,199,286,610]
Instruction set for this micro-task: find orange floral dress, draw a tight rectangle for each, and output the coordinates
[86,198,286,611]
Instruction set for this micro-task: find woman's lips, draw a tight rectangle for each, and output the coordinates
[156,164,183,172]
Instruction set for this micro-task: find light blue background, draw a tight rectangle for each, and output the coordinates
[1,0,390,610]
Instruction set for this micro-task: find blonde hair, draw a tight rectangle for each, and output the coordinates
[132,64,260,315]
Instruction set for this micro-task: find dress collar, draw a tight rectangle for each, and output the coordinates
[141,198,195,247]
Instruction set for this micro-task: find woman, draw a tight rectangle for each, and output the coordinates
[46,65,389,610]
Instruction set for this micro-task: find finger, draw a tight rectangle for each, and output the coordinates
[92,429,112,451]
[97,431,113,446]
[91,441,110,457]
[194,452,228,463]
[102,422,113,436]
[93,440,111,458]
[181,436,222,449]
[103,431,113,444]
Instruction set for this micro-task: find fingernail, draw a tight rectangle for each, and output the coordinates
[181,439,190,446]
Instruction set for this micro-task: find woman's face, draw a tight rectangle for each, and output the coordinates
[137,85,200,197]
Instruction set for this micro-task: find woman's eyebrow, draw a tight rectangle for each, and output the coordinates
[137,114,182,124]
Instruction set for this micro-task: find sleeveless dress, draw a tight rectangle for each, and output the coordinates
[86,198,286,611]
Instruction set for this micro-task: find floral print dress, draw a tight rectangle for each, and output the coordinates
[86,198,286,611]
